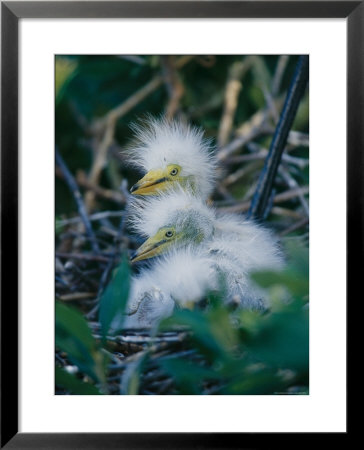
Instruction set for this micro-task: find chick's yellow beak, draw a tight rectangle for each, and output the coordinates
[130,235,167,263]
[130,169,169,195]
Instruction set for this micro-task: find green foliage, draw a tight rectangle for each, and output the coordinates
[55,302,107,387]
[240,300,309,372]
[120,351,149,395]
[160,358,222,395]
[55,57,78,106]
[98,254,131,340]
[251,240,309,300]
[55,216,64,236]
[55,366,102,395]
[157,242,309,395]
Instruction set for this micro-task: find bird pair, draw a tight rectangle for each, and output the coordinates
[123,118,283,329]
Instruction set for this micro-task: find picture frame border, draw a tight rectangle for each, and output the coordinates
[1,1,359,447]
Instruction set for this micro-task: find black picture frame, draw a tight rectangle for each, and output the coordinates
[1,1,359,447]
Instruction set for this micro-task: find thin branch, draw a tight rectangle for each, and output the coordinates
[218,200,251,214]
[55,148,100,254]
[217,186,309,214]
[278,166,309,216]
[91,76,163,136]
[161,55,185,120]
[272,55,289,96]
[217,108,270,161]
[76,170,126,205]
[117,55,146,66]
[85,120,116,211]
[286,130,309,147]
[264,127,309,148]
[56,252,111,263]
[280,217,309,236]
[274,186,309,203]
[58,292,97,301]
[263,86,279,124]
[91,56,194,135]
[270,206,304,219]
[225,146,309,170]
[221,161,262,187]
[175,55,195,69]
[218,57,254,147]
[57,211,124,227]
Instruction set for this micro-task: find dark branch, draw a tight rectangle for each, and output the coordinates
[248,55,309,220]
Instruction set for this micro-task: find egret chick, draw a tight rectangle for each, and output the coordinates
[129,189,284,309]
[127,117,216,199]
[124,247,218,329]
[129,189,215,261]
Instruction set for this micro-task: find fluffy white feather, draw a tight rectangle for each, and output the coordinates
[124,247,218,329]
[151,247,218,305]
[128,187,215,238]
[127,117,217,199]
[123,282,174,329]
[131,190,284,309]
[214,213,284,271]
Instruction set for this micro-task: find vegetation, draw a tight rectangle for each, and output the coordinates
[55,55,309,395]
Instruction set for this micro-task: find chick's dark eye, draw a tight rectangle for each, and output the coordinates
[170,168,178,176]
[165,230,173,238]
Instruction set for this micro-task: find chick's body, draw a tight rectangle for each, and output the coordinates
[124,248,218,329]
[129,189,284,312]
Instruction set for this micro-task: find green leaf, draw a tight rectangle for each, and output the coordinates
[120,351,148,395]
[251,269,308,299]
[99,254,130,340]
[164,309,227,362]
[55,366,102,395]
[251,241,309,299]
[284,240,309,280]
[55,302,107,383]
[224,369,284,395]
[206,305,239,353]
[161,358,221,395]
[55,57,78,106]
[241,300,309,372]
[55,216,64,236]
[56,302,95,359]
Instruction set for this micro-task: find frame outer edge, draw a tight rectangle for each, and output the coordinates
[347,2,363,429]
[1,0,359,447]
[348,3,364,247]
[0,431,354,448]
[1,3,19,449]
[3,1,362,19]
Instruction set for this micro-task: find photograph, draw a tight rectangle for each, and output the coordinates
[55,54,309,396]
